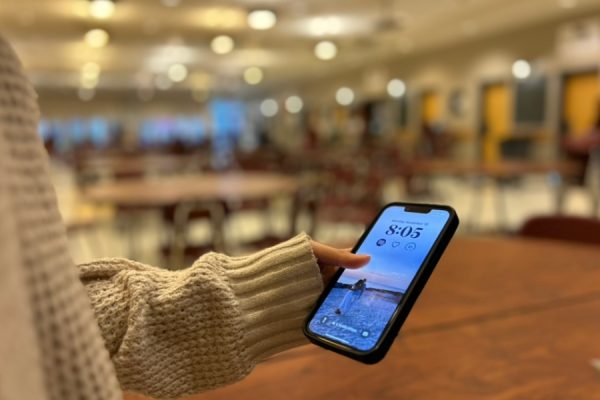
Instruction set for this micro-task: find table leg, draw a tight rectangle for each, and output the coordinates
[467,175,485,232]
[288,193,301,237]
[122,210,141,260]
[210,202,226,253]
[168,202,226,266]
[586,150,600,217]
[169,203,189,267]
[494,179,509,233]
[548,171,566,214]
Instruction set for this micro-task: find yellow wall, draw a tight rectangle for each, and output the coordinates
[563,72,599,136]
[483,84,511,162]
[421,92,441,125]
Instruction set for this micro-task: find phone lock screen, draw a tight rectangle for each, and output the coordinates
[307,206,451,352]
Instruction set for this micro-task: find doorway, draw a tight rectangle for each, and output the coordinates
[562,71,599,137]
[481,83,511,162]
[421,90,441,127]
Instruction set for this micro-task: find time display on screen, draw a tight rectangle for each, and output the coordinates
[385,224,423,238]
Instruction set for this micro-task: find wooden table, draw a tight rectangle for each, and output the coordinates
[409,160,583,231]
[84,173,300,258]
[78,154,201,177]
[84,173,299,208]
[127,237,600,400]
[410,159,582,179]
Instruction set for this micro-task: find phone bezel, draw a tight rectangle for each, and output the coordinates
[303,202,459,364]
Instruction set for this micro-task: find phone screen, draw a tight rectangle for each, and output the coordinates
[307,205,451,352]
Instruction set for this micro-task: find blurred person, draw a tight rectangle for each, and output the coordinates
[0,37,371,400]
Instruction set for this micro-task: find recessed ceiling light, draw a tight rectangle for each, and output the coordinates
[512,59,531,79]
[260,99,279,117]
[285,96,303,113]
[204,7,245,29]
[336,87,354,106]
[80,62,100,89]
[89,0,115,19]
[81,62,101,79]
[243,67,263,85]
[84,29,110,48]
[309,16,342,36]
[247,10,277,30]
[314,41,337,60]
[80,74,99,89]
[211,35,235,54]
[168,63,188,82]
[387,79,406,98]
[309,17,327,36]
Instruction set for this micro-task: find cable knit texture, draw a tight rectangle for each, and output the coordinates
[0,36,323,400]
[80,235,322,399]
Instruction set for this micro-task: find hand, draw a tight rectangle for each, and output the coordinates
[311,241,371,285]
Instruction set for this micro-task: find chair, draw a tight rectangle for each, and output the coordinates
[310,157,384,239]
[518,215,600,245]
[161,201,226,266]
[584,148,600,215]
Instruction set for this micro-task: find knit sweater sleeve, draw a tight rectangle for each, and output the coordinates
[78,233,323,399]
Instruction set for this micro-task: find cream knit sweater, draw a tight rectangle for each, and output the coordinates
[0,37,323,400]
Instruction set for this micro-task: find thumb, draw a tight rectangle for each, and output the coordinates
[338,252,371,269]
[312,241,371,269]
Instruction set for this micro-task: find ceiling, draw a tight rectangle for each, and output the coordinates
[2,0,600,98]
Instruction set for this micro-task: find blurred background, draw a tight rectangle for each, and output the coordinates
[3,0,600,266]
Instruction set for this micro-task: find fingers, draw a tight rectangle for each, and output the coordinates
[311,241,371,269]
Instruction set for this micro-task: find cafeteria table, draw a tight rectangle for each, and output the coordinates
[84,172,300,260]
[77,154,201,178]
[408,160,583,231]
[126,236,600,400]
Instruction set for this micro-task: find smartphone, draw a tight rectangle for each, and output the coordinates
[304,202,459,364]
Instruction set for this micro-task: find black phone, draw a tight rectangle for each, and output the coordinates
[304,202,459,364]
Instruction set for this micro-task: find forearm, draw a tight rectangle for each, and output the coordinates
[79,233,322,399]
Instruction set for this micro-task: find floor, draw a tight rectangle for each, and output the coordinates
[50,162,599,267]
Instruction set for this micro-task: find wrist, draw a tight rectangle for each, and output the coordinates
[221,233,323,361]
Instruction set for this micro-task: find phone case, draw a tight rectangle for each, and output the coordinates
[303,202,459,364]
